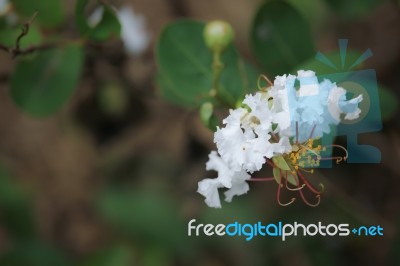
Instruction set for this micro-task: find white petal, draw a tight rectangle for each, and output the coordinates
[206,151,233,188]
[197,179,222,208]
[224,172,250,202]
[327,85,346,122]
[118,6,151,56]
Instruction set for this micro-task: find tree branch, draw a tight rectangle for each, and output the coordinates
[0,11,62,58]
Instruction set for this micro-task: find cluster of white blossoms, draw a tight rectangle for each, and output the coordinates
[198,70,363,208]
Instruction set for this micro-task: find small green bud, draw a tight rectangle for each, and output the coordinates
[200,102,219,131]
[203,20,234,52]
[97,83,129,116]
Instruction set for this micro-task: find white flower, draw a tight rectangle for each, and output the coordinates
[198,151,250,208]
[117,6,151,56]
[214,108,273,173]
[270,71,362,142]
[197,178,223,208]
[242,92,273,131]
[198,70,363,208]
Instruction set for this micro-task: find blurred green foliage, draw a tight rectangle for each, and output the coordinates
[250,0,315,77]
[156,0,398,126]
[75,0,121,42]
[1,0,121,117]
[11,0,65,28]
[325,0,387,19]
[156,20,259,109]
[0,24,41,48]
[10,45,84,117]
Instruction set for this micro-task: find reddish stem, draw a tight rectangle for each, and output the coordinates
[298,188,321,207]
[297,170,323,195]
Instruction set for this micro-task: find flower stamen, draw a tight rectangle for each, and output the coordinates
[298,189,321,207]
[258,74,273,90]
[297,170,324,195]
[277,182,296,206]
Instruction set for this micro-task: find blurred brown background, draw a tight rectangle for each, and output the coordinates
[0,0,399,265]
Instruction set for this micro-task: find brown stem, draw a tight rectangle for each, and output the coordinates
[0,11,85,59]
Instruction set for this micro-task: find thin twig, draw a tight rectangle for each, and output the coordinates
[15,11,38,51]
[0,44,9,53]
[0,11,72,58]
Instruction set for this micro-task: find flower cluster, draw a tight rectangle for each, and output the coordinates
[197,70,363,208]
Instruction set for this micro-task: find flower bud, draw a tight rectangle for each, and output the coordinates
[203,20,234,52]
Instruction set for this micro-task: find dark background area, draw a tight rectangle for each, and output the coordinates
[0,0,399,265]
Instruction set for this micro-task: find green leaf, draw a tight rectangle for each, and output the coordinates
[156,20,259,108]
[250,0,315,77]
[11,0,65,28]
[0,24,42,49]
[75,0,121,41]
[10,45,84,117]
[324,0,387,19]
[272,155,291,171]
[378,85,398,121]
[199,102,219,131]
